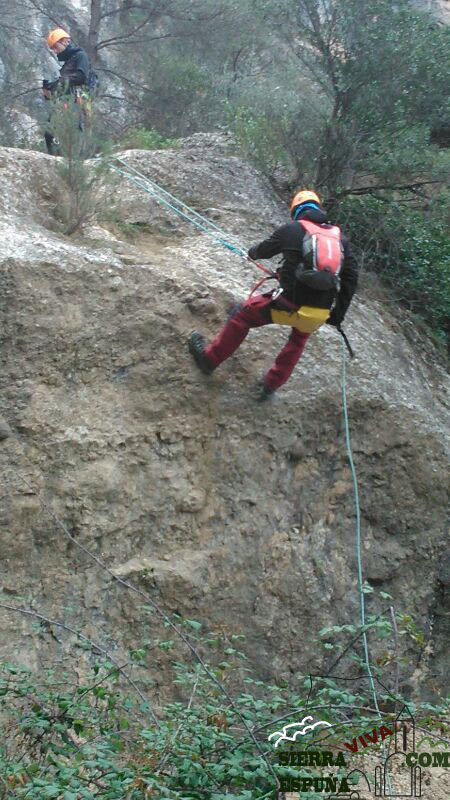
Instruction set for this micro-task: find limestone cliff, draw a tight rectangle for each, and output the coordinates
[0,135,448,705]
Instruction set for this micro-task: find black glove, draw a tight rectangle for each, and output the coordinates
[326,308,343,328]
[43,78,60,92]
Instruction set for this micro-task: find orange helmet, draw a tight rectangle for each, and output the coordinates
[47,29,70,49]
[290,189,321,215]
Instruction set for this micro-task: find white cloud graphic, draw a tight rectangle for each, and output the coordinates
[268,715,332,748]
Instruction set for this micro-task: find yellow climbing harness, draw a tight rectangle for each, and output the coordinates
[271,305,330,334]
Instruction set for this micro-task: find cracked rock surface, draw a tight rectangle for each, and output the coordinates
[0,135,448,705]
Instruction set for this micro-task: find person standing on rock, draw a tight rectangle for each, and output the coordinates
[43,29,90,155]
[188,190,358,401]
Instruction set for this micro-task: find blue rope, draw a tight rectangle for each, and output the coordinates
[108,159,276,279]
[341,339,392,795]
[111,157,247,257]
[109,164,248,260]
[113,157,241,240]
[109,164,232,244]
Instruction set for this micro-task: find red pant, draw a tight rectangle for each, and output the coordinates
[205,295,310,390]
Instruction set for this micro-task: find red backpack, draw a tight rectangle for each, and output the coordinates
[270,218,354,354]
[295,220,343,293]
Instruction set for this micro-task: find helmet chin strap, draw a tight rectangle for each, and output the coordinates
[293,202,319,220]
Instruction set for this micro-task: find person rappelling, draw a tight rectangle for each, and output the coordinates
[188,189,358,400]
[42,29,91,155]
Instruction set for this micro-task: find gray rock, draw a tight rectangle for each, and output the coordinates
[0,417,11,440]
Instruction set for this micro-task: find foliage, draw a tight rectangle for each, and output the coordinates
[48,101,112,236]
[228,105,290,179]
[236,0,450,192]
[0,610,448,799]
[140,53,217,137]
[336,191,450,343]
[120,126,179,151]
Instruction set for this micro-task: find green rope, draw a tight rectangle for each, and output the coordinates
[106,158,278,282]
[108,160,247,259]
[341,339,393,795]
[341,340,374,690]
[113,156,245,246]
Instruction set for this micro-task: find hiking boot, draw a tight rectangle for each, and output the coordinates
[188,332,216,375]
[0,418,11,441]
[252,380,276,403]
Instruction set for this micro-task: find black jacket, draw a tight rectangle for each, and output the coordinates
[44,44,89,95]
[248,207,358,324]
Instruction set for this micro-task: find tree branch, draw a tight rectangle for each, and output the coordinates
[96,30,177,51]
[333,180,440,200]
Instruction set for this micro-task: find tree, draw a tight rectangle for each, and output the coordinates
[0,0,235,142]
[237,0,449,195]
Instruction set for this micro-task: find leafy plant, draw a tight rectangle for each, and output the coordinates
[336,192,450,343]
[120,127,179,151]
[0,610,447,799]
[48,100,112,236]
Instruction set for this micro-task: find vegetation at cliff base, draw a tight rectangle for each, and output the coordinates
[0,609,448,799]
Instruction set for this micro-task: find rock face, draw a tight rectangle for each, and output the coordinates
[0,136,448,703]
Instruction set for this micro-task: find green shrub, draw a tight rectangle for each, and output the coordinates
[120,126,179,151]
[0,610,447,798]
[336,194,450,344]
[48,101,112,236]
[228,104,293,179]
